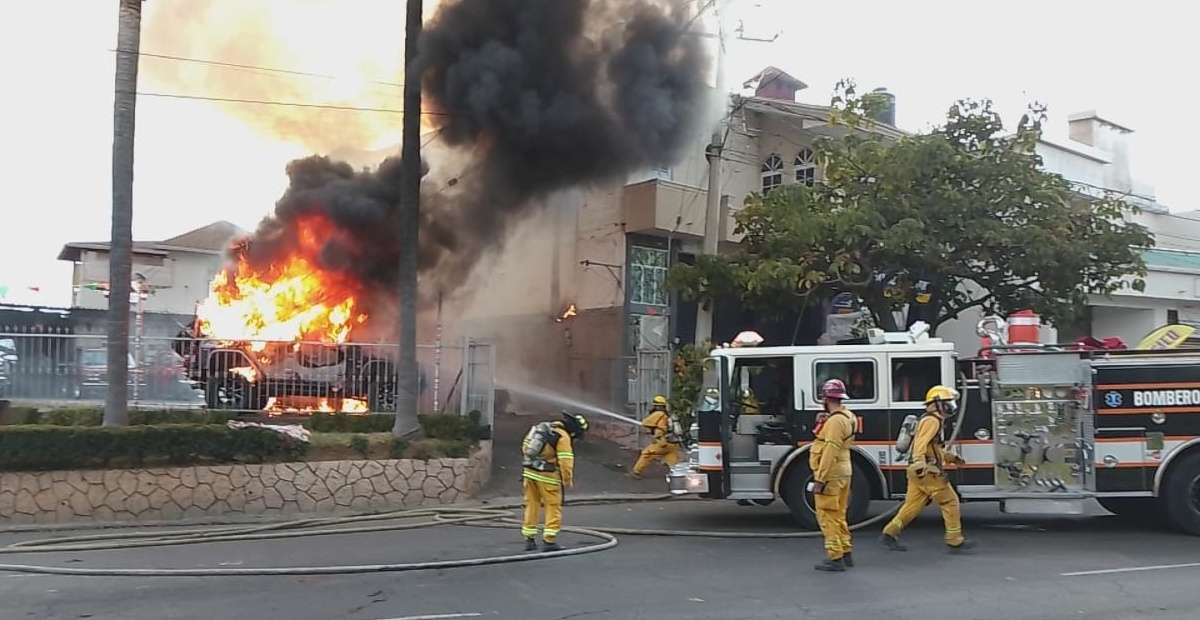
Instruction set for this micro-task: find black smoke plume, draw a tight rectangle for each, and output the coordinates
[233,0,709,331]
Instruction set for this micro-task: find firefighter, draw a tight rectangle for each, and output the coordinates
[630,395,682,479]
[521,411,589,552]
[739,388,761,415]
[810,378,856,572]
[880,385,976,552]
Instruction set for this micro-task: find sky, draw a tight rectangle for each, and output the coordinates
[0,0,1196,308]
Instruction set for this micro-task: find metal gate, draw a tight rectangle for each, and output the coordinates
[628,349,671,423]
[460,339,495,428]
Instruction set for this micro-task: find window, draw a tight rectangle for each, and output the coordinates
[794,148,816,186]
[731,356,795,416]
[761,154,784,193]
[629,245,669,306]
[891,357,942,403]
[814,360,877,402]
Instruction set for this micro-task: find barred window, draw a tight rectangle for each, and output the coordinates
[629,245,669,306]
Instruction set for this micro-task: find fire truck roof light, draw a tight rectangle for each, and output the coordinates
[730,331,764,347]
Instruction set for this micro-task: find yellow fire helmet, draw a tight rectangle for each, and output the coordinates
[924,385,958,404]
[924,385,960,416]
[652,395,668,406]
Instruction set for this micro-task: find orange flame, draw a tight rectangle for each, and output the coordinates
[555,303,577,323]
[264,397,369,414]
[196,215,366,345]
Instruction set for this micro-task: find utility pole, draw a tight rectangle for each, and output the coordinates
[693,2,778,347]
[393,0,424,436]
[694,0,726,347]
[105,0,143,427]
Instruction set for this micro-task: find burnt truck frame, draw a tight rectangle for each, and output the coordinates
[172,329,397,412]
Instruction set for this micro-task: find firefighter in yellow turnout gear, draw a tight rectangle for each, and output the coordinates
[522,412,588,552]
[631,395,682,478]
[881,385,976,552]
[810,379,856,572]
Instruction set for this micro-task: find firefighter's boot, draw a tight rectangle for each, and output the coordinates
[524,538,538,552]
[880,533,907,551]
[542,541,562,552]
[842,552,854,568]
[947,539,977,553]
[813,558,846,572]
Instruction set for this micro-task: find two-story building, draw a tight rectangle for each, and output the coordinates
[459,65,1188,415]
[56,220,243,360]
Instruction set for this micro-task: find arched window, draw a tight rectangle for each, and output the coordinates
[794,148,816,186]
[761,154,784,193]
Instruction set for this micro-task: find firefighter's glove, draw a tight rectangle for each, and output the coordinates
[944,451,966,466]
[913,463,937,478]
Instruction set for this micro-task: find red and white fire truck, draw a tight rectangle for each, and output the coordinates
[667,320,1200,535]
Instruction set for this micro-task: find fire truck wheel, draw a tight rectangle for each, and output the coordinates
[1163,451,1200,536]
[1096,497,1165,525]
[780,461,872,530]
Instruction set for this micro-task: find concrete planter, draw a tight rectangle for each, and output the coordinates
[0,441,492,525]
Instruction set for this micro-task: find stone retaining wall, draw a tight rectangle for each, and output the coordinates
[0,441,491,524]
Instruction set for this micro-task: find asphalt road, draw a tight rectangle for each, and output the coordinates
[4,413,1199,619]
[2,497,1200,620]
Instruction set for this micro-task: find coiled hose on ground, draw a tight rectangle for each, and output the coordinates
[0,493,901,577]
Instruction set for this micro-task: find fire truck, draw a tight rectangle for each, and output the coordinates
[667,322,1200,536]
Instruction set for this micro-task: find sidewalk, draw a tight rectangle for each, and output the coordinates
[481,408,668,498]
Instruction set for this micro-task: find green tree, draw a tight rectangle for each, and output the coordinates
[669,343,709,433]
[669,84,1154,335]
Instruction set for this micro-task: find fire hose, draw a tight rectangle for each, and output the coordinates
[0,493,902,577]
[0,388,970,577]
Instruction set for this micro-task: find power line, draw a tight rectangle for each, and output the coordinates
[113,48,404,89]
[124,90,454,116]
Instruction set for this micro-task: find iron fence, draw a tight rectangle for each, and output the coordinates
[0,331,493,419]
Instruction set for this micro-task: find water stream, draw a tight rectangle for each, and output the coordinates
[498,381,642,426]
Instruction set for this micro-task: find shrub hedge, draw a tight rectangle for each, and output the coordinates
[0,424,307,471]
[301,413,396,434]
[1,408,492,442]
[418,410,490,442]
[0,407,238,427]
[404,438,472,459]
[302,411,491,441]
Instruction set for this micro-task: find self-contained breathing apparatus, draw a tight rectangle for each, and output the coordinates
[522,422,562,473]
[523,411,588,472]
[894,385,960,459]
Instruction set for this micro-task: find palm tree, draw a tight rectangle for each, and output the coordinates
[105,0,143,427]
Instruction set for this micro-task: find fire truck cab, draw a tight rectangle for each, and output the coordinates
[668,328,1200,536]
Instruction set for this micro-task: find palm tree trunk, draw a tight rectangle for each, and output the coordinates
[393,0,423,436]
[105,0,143,427]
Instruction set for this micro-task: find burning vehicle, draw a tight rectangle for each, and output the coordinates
[173,333,393,413]
[173,215,394,413]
